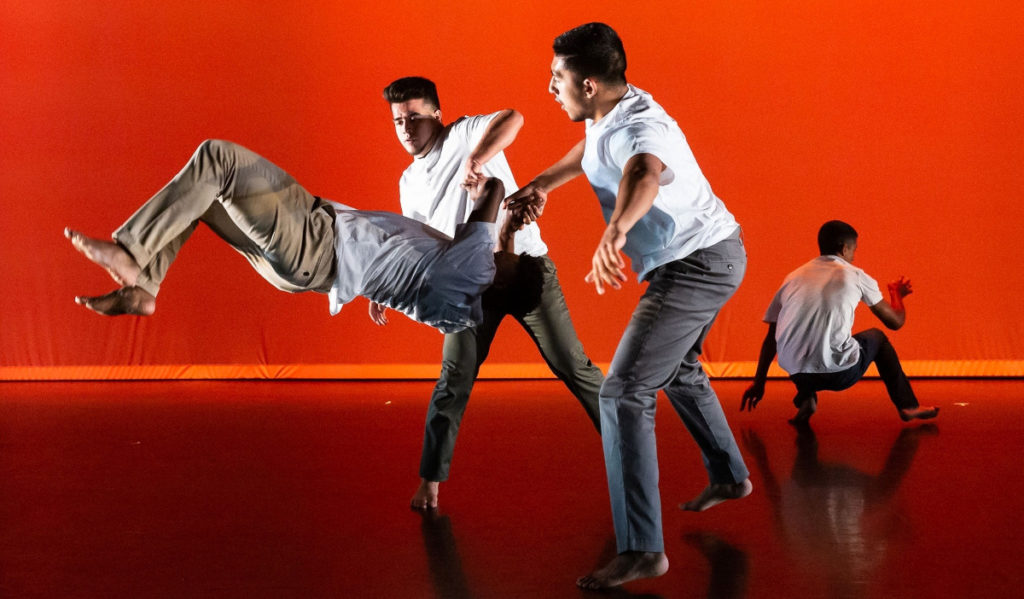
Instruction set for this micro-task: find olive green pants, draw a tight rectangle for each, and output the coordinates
[418,255,604,481]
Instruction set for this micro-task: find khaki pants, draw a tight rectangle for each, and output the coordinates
[114,140,336,297]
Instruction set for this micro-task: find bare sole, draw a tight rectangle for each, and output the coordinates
[75,286,155,316]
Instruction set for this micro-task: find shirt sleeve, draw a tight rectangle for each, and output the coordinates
[859,271,884,306]
[605,122,676,185]
[763,288,783,323]
[451,112,500,149]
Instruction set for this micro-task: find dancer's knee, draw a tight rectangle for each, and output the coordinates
[859,327,891,346]
[197,138,231,153]
[194,138,245,165]
[432,358,478,399]
[600,373,659,408]
[599,372,628,399]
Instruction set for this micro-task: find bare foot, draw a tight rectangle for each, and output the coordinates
[900,406,939,421]
[75,286,155,316]
[410,479,439,510]
[680,478,753,512]
[788,394,817,426]
[65,228,140,287]
[576,551,668,589]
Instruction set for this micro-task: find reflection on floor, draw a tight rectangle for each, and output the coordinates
[0,379,1021,598]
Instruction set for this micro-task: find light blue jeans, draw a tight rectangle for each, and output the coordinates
[600,230,749,553]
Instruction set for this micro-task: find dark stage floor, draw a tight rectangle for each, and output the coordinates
[1,379,1021,598]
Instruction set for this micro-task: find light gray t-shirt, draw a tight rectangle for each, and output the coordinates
[326,201,496,333]
[765,255,885,374]
[399,112,547,257]
[582,85,739,279]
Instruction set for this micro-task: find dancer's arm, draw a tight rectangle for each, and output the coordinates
[585,152,665,294]
[870,276,911,330]
[503,139,586,224]
[498,208,522,254]
[741,323,778,411]
[461,109,524,188]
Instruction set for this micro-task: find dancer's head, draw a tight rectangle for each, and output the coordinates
[384,76,444,157]
[818,220,858,261]
[485,252,545,317]
[549,23,627,121]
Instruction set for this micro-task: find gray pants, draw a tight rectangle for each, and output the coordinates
[115,140,336,297]
[601,231,749,553]
[419,255,604,481]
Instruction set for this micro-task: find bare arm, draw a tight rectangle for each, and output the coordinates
[741,323,777,411]
[585,152,665,294]
[498,206,521,253]
[869,276,912,330]
[462,109,525,187]
[525,138,587,193]
[503,139,586,224]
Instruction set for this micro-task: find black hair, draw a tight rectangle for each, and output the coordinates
[382,76,441,110]
[817,220,858,255]
[552,22,627,85]
[483,253,545,317]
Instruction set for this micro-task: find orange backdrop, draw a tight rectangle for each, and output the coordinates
[2,0,1022,379]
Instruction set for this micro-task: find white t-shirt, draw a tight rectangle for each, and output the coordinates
[764,255,885,374]
[325,201,497,334]
[582,85,739,280]
[399,112,547,257]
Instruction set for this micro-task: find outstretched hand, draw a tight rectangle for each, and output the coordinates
[368,301,389,326]
[741,382,765,412]
[584,224,628,294]
[503,182,546,225]
[888,276,913,298]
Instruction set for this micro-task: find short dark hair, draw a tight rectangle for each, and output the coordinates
[818,220,858,255]
[382,76,440,110]
[553,22,627,85]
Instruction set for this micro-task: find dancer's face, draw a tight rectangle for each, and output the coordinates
[549,55,592,122]
[391,98,443,157]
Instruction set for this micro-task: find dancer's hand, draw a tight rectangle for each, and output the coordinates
[368,301,389,326]
[504,182,547,225]
[888,276,912,298]
[585,224,628,294]
[460,157,486,189]
[741,382,765,411]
